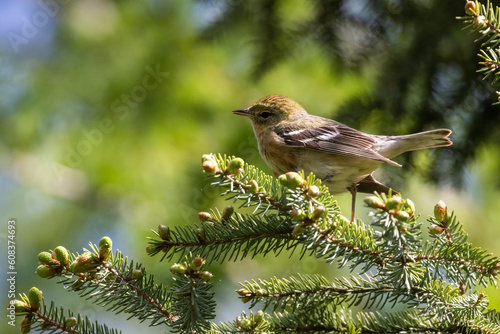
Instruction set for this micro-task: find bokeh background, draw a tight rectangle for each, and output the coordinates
[1,0,499,333]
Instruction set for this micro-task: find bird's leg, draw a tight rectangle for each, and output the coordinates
[347,185,357,223]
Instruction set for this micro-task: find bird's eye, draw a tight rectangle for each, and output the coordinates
[260,112,271,119]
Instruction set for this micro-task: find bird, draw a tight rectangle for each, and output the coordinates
[232,94,452,221]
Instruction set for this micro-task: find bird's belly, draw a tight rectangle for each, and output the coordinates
[296,151,383,194]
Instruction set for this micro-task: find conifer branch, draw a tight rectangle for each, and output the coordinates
[459,1,500,102]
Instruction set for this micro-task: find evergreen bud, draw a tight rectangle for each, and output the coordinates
[279,172,305,188]
[21,316,31,334]
[429,224,444,235]
[311,206,325,221]
[434,200,447,222]
[292,222,306,235]
[490,268,498,276]
[385,196,402,210]
[404,199,416,217]
[289,207,307,221]
[199,271,213,281]
[306,185,320,198]
[254,310,264,325]
[248,179,259,194]
[255,289,264,296]
[227,158,245,175]
[65,317,78,328]
[190,256,205,271]
[237,289,249,296]
[38,251,55,265]
[157,225,170,240]
[146,244,154,254]
[53,246,69,265]
[169,263,187,275]
[465,1,476,15]
[70,252,95,273]
[364,196,385,209]
[239,317,252,330]
[12,299,30,313]
[222,205,234,220]
[201,154,215,163]
[99,236,113,260]
[198,212,212,222]
[393,210,410,222]
[36,265,58,278]
[202,159,218,174]
[241,296,253,303]
[27,287,42,311]
[130,269,143,280]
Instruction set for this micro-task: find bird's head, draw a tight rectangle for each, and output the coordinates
[232,95,307,130]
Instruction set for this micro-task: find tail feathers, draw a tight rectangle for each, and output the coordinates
[356,174,397,195]
[376,129,452,159]
[398,129,452,151]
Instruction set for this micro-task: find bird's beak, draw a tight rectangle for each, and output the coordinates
[232,108,250,116]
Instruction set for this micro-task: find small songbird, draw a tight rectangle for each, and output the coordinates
[232,94,452,220]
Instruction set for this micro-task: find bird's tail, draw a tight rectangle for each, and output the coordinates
[376,129,452,159]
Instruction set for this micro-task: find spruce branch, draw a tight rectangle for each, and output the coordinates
[13,288,121,334]
[17,154,500,333]
[34,237,176,328]
[459,1,500,102]
[169,256,216,333]
[237,273,419,312]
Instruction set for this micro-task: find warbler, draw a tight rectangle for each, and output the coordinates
[233,94,452,219]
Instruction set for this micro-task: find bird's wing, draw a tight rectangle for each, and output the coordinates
[276,124,401,167]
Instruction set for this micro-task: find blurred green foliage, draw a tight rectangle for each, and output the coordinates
[1,1,499,332]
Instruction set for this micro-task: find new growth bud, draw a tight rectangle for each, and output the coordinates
[36,265,58,278]
[202,159,218,174]
[65,317,78,328]
[292,222,306,235]
[27,287,42,310]
[227,158,245,175]
[53,246,69,265]
[198,212,213,222]
[279,172,305,189]
[434,200,447,222]
[248,179,259,194]
[12,300,30,313]
[99,236,113,260]
[306,185,320,198]
[199,271,213,281]
[465,1,477,15]
[38,251,55,265]
[393,210,410,222]
[364,196,385,209]
[385,196,402,210]
[429,224,444,235]
[169,263,187,275]
[289,208,307,221]
[190,257,205,271]
[130,269,143,280]
[310,206,325,221]
[222,205,234,221]
[254,310,265,325]
[158,225,170,240]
